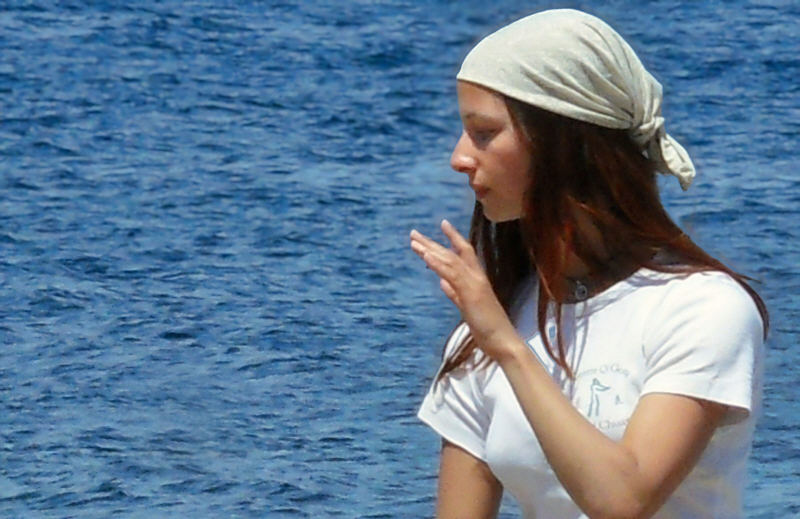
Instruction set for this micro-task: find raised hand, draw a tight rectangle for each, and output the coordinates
[409,220,519,361]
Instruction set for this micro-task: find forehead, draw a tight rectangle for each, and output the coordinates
[456,81,509,121]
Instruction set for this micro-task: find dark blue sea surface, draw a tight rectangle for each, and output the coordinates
[1,1,797,517]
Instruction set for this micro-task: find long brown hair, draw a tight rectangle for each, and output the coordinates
[437,97,769,380]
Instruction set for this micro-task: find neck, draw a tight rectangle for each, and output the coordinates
[559,240,647,303]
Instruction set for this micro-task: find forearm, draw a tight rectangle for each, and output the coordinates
[494,333,657,519]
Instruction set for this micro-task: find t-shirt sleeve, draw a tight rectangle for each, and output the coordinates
[418,323,492,461]
[642,272,764,424]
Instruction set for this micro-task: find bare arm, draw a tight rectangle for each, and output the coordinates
[500,344,725,519]
[411,221,727,519]
[437,440,503,519]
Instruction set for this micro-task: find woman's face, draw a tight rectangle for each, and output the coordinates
[451,81,532,222]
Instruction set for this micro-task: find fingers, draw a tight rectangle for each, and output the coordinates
[410,222,481,294]
[440,219,469,253]
[410,228,450,256]
[411,221,470,256]
[416,242,459,280]
[409,231,436,264]
[410,221,477,271]
[441,219,480,269]
[440,278,459,304]
[410,229,461,283]
[410,230,452,267]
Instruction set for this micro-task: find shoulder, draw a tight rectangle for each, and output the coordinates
[637,270,765,419]
[648,270,762,327]
[594,269,762,329]
[640,269,765,364]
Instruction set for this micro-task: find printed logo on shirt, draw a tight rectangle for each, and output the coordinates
[572,363,635,432]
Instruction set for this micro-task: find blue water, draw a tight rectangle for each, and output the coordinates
[0,1,797,517]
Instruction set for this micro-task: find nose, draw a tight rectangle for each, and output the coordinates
[450,132,477,175]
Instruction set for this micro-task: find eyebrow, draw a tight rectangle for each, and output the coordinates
[462,112,503,124]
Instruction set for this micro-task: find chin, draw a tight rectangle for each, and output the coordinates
[482,205,521,223]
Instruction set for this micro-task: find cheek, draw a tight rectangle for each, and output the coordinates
[509,150,532,193]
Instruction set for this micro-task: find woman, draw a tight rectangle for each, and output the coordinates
[409,9,767,519]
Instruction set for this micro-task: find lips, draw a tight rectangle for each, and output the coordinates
[470,183,489,200]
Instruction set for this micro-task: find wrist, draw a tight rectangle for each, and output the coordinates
[483,325,526,366]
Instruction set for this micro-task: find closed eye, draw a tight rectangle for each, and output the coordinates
[468,128,498,146]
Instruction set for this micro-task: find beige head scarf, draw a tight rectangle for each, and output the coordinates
[458,9,695,190]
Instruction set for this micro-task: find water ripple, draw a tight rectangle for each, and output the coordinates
[0,1,797,518]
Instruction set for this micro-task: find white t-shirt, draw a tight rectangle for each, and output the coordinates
[418,269,764,519]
